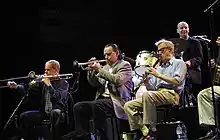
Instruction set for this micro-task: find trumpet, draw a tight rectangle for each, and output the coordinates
[73,59,106,70]
[78,60,106,66]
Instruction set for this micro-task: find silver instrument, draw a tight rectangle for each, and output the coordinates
[73,59,106,70]
[0,71,73,88]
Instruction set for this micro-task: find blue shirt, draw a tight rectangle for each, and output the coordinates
[149,57,187,94]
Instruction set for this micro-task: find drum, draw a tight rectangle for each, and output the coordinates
[134,50,158,77]
[132,71,148,98]
[132,71,142,88]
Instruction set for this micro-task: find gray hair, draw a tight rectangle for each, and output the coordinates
[46,60,60,72]
[155,39,174,53]
[177,21,188,29]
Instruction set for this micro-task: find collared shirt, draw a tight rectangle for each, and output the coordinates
[99,60,118,97]
[149,57,187,94]
[102,68,113,97]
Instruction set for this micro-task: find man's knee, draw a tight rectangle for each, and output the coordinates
[19,111,35,126]
[142,92,151,101]
[51,109,61,117]
[20,112,26,119]
[74,102,86,113]
[19,111,32,122]
[19,112,27,124]
[124,101,134,112]
[197,89,207,101]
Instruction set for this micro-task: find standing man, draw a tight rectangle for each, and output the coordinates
[124,39,187,139]
[175,21,203,104]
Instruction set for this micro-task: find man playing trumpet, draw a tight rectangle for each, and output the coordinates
[124,39,187,139]
[7,60,69,140]
[70,43,133,140]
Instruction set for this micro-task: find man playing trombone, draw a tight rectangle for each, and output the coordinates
[7,60,69,140]
[70,43,133,140]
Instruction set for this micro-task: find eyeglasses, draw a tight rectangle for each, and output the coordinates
[157,47,168,54]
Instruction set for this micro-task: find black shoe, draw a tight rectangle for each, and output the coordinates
[197,130,216,140]
[60,131,90,140]
[7,136,19,140]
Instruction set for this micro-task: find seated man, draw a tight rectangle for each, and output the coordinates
[197,36,220,140]
[124,39,187,138]
[70,43,133,140]
[7,60,69,140]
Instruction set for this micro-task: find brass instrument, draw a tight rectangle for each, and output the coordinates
[73,59,107,70]
[30,71,73,80]
[0,71,73,88]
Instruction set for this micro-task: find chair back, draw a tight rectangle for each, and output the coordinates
[61,92,75,132]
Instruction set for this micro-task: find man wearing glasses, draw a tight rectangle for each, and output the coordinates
[124,39,187,139]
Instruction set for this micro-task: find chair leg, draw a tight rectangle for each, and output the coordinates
[109,117,121,140]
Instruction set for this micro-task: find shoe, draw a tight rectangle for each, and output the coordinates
[141,125,149,136]
[60,131,90,140]
[7,136,19,140]
[140,135,151,140]
[197,130,216,140]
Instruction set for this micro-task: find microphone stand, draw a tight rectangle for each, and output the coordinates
[0,89,29,139]
[204,0,220,137]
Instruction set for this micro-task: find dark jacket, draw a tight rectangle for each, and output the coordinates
[17,79,69,111]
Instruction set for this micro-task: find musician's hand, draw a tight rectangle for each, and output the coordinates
[185,61,191,68]
[208,59,216,68]
[88,57,96,68]
[42,78,51,86]
[216,36,220,46]
[7,81,18,89]
[147,67,161,78]
[90,62,101,72]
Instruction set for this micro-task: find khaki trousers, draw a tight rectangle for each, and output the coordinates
[124,88,179,131]
[197,86,220,125]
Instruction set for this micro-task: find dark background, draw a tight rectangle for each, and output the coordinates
[0,0,220,139]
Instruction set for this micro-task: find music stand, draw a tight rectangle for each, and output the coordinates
[204,0,220,138]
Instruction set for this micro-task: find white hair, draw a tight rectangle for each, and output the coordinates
[177,21,188,29]
[155,39,174,47]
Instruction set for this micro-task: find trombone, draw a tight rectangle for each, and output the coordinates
[30,71,74,80]
[0,71,73,88]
